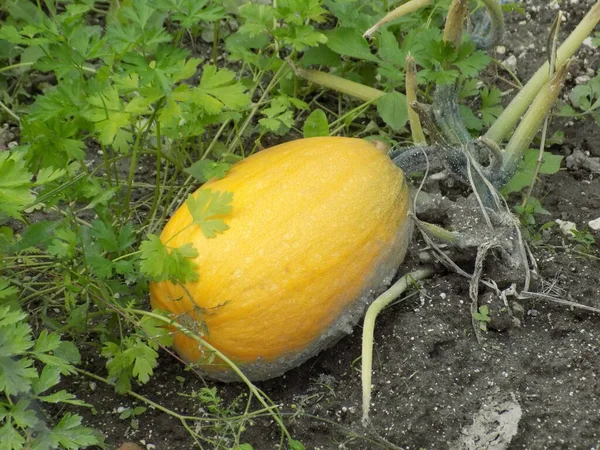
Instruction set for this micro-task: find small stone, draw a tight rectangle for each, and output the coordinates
[512,302,525,322]
[575,75,591,85]
[503,55,518,73]
[496,45,506,55]
[588,217,600,231]
[418,251,432,261]
[555,219,577,237]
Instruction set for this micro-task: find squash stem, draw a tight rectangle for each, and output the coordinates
[443,0,468,48]
[417,219,460,244]
[361,268,434,426]
[501,62,569,178]
[289,59,384,103]
[479,0,504,47]
[485,1,600,143]
[405,54,427,145]
[363,0,431,38]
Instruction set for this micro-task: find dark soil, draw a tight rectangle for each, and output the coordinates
[60,1,600,449]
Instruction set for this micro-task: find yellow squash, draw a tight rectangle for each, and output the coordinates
[149,137,412,381]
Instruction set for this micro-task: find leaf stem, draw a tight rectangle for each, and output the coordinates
[0,99,20,122]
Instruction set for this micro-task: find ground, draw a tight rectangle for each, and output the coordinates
[60,1,600,449]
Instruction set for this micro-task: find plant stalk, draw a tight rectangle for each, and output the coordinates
[502,62,569,176]
[405,54,426,145]
[443,0,469,48]
[485,1,600,143]
[361,268,434,426]
[289,60,384,103]
[363,0,431,38]
[474,0,505,48]
[521,11,562,207]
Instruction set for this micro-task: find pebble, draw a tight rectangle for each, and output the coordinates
[504,55,518,73]
[588,217,600,231]
[575,75,591,85]
[555,219,577,236]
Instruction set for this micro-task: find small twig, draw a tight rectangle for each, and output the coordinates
[518,291,600,314]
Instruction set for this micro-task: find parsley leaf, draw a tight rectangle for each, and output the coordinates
[139,234,199,283]
[185,189,233,238]
[184,160,232,182]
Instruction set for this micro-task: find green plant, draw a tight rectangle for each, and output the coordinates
[118,405,147,430]
[559,73,600,123]
[472,304,492,331]
[0,302,102,449]
[1,0,599,447]
[569,228,597,253]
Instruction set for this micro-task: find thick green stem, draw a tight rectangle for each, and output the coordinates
[418,219,460,244]
[502,63,569,175]
[444,0,468,48]
[405,54,426,145]
[486,1,600,143]
[290,61,384,103]
[361,268,434,426]
[478,0,504,47]
[363,0,431,38]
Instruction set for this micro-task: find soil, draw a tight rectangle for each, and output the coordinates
[50,1,600,449]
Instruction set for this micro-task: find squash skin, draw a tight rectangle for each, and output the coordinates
[149,137,412,381]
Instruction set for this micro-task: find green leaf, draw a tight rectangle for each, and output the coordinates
[376,91,408,131]
[503,149,563,194]
[0,280,18,301]
[82,86,131,146]
[0,356,37,395]
[54,341,81,365]
[45,413,100,449]
[299,44,341,67]
[0,321,34,356]
[303,109,329,138]
[33,329,61,354]
[324,27,380,62]
[88,253,114,279]
[91,220,118,253]
[289,439,306,450]
[185,189,233,238]
[10,398,40,429]
[377,29,403,63]
[0,421,25,450]
[139,315,173,347]
[454,46,490,78]
[130,342,158,384]
[10,221,60,253]
[36,390,89,406]
[139,234,199,283]
[187,65,250,113]
[480,87,503,126]
[184,160,232,183]
[32,365,61,395]
[0,151,35,219]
